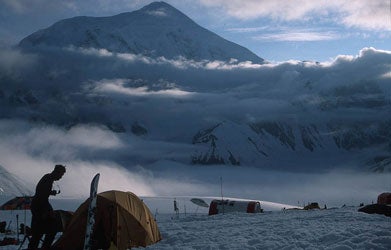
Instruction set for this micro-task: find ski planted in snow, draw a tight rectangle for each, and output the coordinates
[83,173,100,250]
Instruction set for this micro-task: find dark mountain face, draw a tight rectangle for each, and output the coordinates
[18,1,264,63]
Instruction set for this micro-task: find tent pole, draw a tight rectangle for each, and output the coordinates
[220,176,224,214]
[16,214,19,242]
[24,209,26,235]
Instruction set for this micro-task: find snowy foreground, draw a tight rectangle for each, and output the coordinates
[141,208,391,250]
[1,197,390,250]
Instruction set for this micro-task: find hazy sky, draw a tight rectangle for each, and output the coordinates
[0,0,390,62]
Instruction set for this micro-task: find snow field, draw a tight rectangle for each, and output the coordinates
[1,203,390,249]
[137,207,391,250]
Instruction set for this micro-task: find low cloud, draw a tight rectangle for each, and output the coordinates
[3,46,386,129]
[0,120,123,158]
[227,26,343,42]
[0,48,37,79]
[1,119,389,209]
[253,30,341,42]
[0,120,155,198]
[130,161,391,209]
[146,9,168,17]
[226,26,270,33]
[89,78,193,97]
[70,46,263,70]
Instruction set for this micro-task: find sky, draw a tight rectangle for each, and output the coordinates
[0,0,390,62]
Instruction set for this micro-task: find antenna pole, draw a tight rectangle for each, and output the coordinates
[220,176,224,214]
[220,176,223,199]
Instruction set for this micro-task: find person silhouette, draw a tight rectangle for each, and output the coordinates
[28,164,66,250]
[174,199,179,215]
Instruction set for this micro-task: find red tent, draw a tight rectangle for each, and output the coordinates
[0,196,32,210]
[208,199,263,215]
[377,192,391,205]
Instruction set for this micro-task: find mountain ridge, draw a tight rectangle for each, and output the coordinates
[191,120,391,172]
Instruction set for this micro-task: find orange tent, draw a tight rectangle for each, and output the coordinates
[53,190,161,250]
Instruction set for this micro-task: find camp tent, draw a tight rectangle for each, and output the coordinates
[53,190,161,250]
[377,192,391,205]
[358,192,391,217]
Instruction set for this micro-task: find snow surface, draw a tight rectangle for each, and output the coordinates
[0,197,390,249]
[139,207,391,250]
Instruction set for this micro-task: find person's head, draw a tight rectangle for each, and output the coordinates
[52,164,66,180]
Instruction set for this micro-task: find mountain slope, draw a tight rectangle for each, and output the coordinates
[19,1,264,63]
[191,121,391,172]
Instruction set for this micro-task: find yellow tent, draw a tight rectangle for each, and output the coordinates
[53,190,161,250]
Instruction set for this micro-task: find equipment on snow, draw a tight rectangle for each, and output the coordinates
[208,199,263,215]
[190,198,209,208]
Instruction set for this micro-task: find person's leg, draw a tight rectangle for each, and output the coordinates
[41,211,58,249]
[28,212,43,249]
[41,232,57,249]
[28,230,43,249]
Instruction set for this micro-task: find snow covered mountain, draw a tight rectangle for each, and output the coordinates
[191,120,391,172]
[19,1,264,64]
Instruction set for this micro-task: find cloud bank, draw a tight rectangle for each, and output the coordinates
[1,46,390,131]
[0,46,390,207]
[0,49,37,79]
[0,120,156,197]
[0,119,389,209]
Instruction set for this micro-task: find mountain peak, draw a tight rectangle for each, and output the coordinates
[19,2,264,63]
[141,1,175,12]
[139,1,178,17]
[138,1,194,23]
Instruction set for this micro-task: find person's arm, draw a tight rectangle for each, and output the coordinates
[36,175,55,198]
